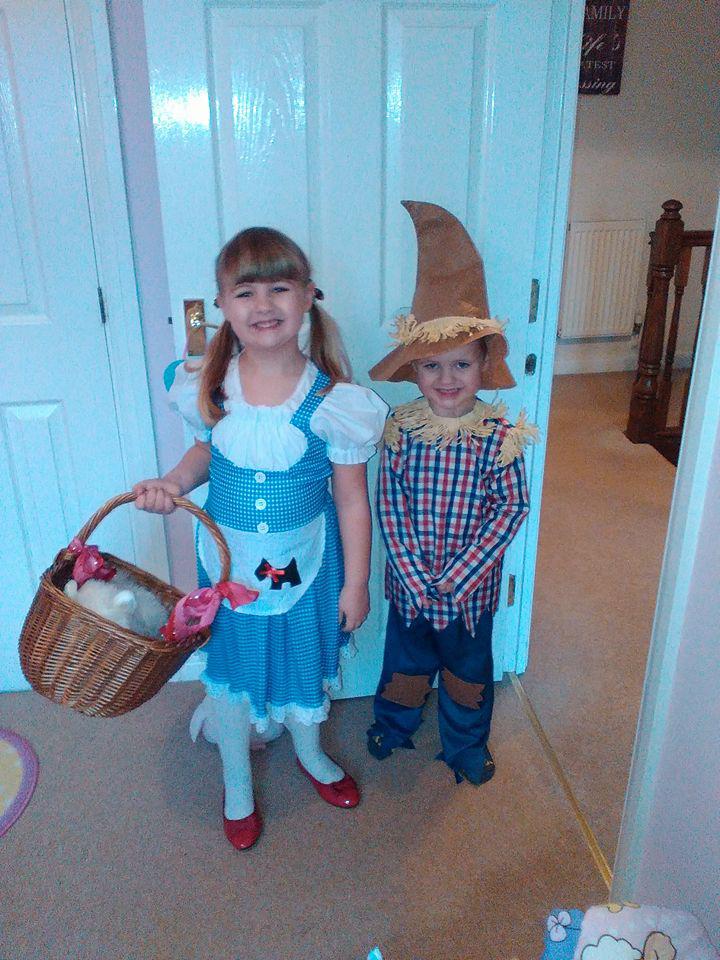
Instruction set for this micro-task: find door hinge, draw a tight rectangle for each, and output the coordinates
[507,574,516,607]
[528,278,539,323]
[97,286,108,325]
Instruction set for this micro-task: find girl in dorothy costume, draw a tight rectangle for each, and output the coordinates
[134,227,387,850]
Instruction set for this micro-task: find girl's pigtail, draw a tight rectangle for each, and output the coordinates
[198,321,239,426]
[309,302,352,392]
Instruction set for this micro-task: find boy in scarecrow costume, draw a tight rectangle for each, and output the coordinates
[367,200,537,785]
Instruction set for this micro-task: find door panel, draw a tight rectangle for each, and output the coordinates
[145,0,555,694]
[0,0,131,689]
[210,7,322,249]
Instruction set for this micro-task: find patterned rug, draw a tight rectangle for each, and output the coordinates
[0,728,39,837]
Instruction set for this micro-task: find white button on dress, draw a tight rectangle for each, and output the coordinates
[255,498,267,510]
[254,471,266,483]
[256,521,269,534]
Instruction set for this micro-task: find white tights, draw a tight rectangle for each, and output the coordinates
[283,716,342,784]
[190,696,342,819]
[210,698,254,819]
[190,695,283,750]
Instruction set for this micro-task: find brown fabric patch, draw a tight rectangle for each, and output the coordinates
[442,669,485,709]
[381,672,432,708]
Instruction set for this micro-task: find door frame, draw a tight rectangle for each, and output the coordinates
[514,0,585,670]
[63,0,169,578]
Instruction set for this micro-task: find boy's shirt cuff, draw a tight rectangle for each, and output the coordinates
[439,546,488,604]
[387,552,440,603]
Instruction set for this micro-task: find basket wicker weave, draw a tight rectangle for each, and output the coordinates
[19,492,231,718]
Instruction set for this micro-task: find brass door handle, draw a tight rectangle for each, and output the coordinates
[183,299,219,356]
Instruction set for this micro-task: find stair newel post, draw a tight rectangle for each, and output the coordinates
[626,200,685,443]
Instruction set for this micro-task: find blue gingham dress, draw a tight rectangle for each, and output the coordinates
[166,359,386,730]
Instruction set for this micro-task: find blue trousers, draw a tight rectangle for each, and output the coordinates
[370,604,495,779]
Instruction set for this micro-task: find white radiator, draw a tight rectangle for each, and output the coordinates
[558,219,647,339]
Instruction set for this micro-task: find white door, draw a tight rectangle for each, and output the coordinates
[145,0,570,694]
[0,1,135,689]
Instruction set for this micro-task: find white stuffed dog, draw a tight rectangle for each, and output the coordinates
[64,571,168,637]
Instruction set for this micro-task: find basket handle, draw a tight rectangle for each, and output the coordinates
[67,491,231,584]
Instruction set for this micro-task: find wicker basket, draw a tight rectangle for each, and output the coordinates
[19,492,230,718]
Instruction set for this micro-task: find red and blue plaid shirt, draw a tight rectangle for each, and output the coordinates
[377,405,530,635]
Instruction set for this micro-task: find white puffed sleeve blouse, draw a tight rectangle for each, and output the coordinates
[166,359,388,471]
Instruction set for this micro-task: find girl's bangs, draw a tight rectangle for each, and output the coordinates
[230,253,305,285]
[218,229,310,287]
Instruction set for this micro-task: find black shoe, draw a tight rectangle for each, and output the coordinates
[367,727,414,761]
[454,750,496,786]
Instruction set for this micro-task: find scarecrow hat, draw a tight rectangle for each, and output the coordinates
[369,200,515,388]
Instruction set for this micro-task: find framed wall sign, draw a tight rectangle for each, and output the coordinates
[579,1,631,95]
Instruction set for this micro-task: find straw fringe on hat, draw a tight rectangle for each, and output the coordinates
[369,200,515,388]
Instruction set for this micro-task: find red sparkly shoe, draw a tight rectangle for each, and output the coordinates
[222,793,262,850]
[296,759,360,808]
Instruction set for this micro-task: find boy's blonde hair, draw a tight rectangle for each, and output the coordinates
[410,335,489,371]
[199,227,351,425]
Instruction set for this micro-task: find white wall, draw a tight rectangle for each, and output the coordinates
[622,422,720,940]
[556,0,720,375]
[613,195,720,946]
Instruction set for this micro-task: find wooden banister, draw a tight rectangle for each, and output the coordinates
[682,230,713,247]
[654,244,691,434]
[626,199,714,464]
[626,200,685,443]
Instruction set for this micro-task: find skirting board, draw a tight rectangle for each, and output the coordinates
[554,342,694,376]
[553,338,641,374]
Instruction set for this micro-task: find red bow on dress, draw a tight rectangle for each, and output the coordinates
[67,538,116,587]
[257,560,286,584]
[160,581,259,644]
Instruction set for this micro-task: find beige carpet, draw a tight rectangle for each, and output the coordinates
[2,371,675,960]
[523,371,676,863]
[3,682,606,960]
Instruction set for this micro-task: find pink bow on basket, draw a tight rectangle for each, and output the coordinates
[160,581,259,644]
[68,538,116,587]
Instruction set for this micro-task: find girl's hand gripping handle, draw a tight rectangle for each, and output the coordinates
[132,478,183,514]
[133,440,211,514]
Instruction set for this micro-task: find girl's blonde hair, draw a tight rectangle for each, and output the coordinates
[198,227,351,425]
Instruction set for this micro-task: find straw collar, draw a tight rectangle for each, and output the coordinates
[384,397,539,463]
[384,397,507,450]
